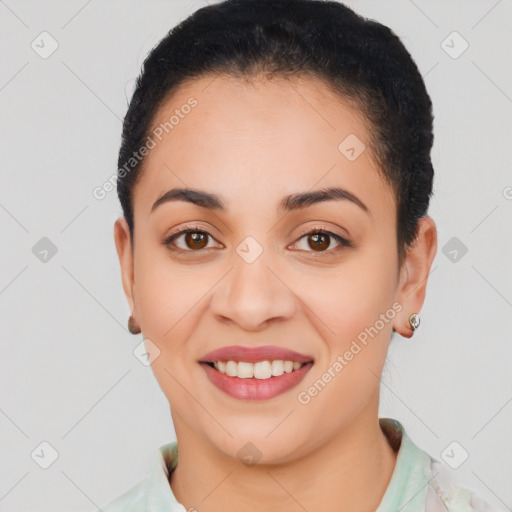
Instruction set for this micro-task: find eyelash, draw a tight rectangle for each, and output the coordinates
[162,224,352,256]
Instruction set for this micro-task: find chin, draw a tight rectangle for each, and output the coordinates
[204,421,312,466]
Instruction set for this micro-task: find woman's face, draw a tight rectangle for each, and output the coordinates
[115,74,436,463]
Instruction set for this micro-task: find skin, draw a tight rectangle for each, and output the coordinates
[114,73,437,512]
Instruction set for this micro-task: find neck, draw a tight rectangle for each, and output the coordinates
[169,401,398,512]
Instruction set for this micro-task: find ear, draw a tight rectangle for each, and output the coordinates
[393,216,438,338]
[114,217,136,315]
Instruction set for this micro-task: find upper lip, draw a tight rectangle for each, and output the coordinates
[199,345,314,364]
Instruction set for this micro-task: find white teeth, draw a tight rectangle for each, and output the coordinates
[212,359,308,379]
[237,361,254,379]
[270,360,284,376]
[253,360,272,379]
[225,360,238,377]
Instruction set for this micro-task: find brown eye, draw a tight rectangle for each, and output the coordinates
[292,228,351,254]
[163,227,221,252]
[183,231,209,250]
[307,232,330,251]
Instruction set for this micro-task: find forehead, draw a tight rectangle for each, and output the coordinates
[134,73,394,221]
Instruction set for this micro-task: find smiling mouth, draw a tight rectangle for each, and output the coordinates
[200,358,315,400]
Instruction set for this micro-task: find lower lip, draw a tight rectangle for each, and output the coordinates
[200,362,314,400]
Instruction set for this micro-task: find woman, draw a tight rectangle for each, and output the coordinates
[106,0,498,510]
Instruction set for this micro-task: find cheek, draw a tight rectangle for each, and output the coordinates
[294,257,396,418]
[297,257,396,347]
[132,249,208,406]
[132,244,203,347]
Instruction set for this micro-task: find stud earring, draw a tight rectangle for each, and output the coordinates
[128,315,141,335]
[409,313,420,332]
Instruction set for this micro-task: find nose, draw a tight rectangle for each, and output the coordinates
[209,251,297,332]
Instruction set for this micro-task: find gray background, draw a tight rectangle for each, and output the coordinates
[1,0,511,510]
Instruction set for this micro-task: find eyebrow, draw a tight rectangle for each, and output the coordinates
[150,186,369,214]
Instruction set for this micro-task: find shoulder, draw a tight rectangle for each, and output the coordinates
[96,441,180,512]
[96,478,149,512]
[379,418,503,512]
[426,460,503,512]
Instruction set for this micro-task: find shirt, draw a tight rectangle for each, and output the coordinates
[98,417,500,512]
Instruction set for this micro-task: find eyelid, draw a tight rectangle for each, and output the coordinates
[166,223,214,238]
[294,223,350,242]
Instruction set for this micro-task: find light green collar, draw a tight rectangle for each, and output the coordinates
[376,417,434,511]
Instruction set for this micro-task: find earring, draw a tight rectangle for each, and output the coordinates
[409,313,420,332]
[128,314,141,335]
